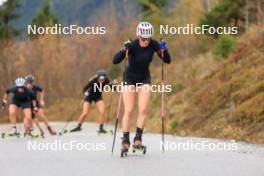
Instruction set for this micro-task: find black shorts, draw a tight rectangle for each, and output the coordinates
[123,75,151,86]
[84,95,102,104]
[10,99,32,110]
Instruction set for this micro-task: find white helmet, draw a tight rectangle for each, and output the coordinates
[15,77,26,87]
[136,21,154,38]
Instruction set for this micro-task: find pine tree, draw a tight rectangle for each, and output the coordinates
[199,0,245,37]
[0,0,21,41]
[138,0,167,17]
[29,0,58,39]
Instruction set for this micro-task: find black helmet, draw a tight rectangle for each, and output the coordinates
[25,74,35,83]
[96,69,107,81]
[96,69,107,77]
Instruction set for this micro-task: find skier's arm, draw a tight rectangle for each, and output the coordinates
[32,100,37,108]
[83,82,92,93]
[113,40,131,64]
[40,90,44,102]
[3,93,8,101]
[36,86,45,106]
[83,77,96,95]
[2,93,8,107]
[156,40,171,64]
[2,87,13,106]
[29,91,38,112]
[39,90,45,106]
[113,50,126,64]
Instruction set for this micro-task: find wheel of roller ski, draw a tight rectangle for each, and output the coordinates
[121,148,128,157]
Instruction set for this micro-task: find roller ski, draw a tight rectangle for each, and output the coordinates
[1,132,20,139]
[58,129,70,135]
[58,125,81,135]
[58,128,72,135]
[97,129,113,135]
[121,138,130,158]
[132,138,147,155]
[132,130,146,155]
[1,126,20,139]
[24,129,41,139]
[69,124,82,133]
[97,125,113,135]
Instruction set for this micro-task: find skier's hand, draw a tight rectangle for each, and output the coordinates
[33,107,39,113]
[40,100,45,107]
[121,39,131,51]
[160,39,167,50]
[124,40,131,49]
[1,99,8,108]
[84,91,89,96]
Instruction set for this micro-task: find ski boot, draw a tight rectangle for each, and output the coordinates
[121,137,130,157]
[70,124,82,132]
[97,128,108,134]
[132,136,146,155]
[97,125,113,135]
[47,126,57,135]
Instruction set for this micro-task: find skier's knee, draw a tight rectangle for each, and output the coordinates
[124,109,133,117]
[139,108,148,116]
[10,111,16,117]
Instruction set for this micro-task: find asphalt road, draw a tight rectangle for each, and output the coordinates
[0,122,264,176]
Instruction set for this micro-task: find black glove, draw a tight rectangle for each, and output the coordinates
[124,40,131,49]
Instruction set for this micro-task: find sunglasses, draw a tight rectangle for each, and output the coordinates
[140,37,150,42]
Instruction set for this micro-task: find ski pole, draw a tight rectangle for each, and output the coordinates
[160,38,165,153]
[111,92,122,155]
[111,47,128,155]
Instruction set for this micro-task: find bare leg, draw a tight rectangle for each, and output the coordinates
[23,108,32,133]
[37,109,56,134]
[95,100,105,125]
[78,102,90,124]
[122,85,136,132]
[36,108,49,128]
[9,104,18,125]
[134,84,151,145]
[137,85,151,128]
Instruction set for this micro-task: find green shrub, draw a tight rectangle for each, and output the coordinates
[213,35,236,60]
